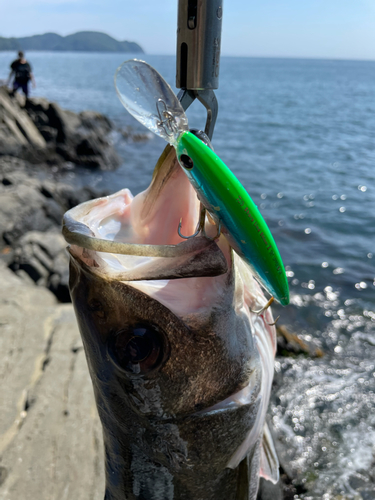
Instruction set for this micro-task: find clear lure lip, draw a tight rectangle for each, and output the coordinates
[114,59,189,145]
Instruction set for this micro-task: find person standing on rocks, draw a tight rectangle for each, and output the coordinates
[6,50,36,100]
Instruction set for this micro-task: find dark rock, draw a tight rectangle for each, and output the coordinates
[43,197,64,225]
[0,87,120,170]
[38,126,58,143]
[0,153,111,302]
[27,109,50,128]
[0,181,55,247]
[0,92,117,302]
[49,271,70,303]
[76,137,100,156]
[0,156,110,249]
[43,101,66,142]
[54,183,109,210]
[79,110,112,135]
[8,230,70,300]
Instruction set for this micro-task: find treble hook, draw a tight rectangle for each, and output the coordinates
[250,296,274,315]
[178,203,222,240]
[249,296,280,326]
[178,202,206,239]
[204,219,222,241]
[267,315,280,326]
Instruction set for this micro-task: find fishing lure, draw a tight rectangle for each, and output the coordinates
[115,59,289,306]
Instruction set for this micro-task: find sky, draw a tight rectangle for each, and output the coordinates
[0,0,375,60]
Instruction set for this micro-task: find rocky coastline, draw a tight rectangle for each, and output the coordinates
[0,89,317,499]
[0,87,122,301]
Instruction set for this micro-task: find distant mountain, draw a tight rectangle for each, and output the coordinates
[0,31,144,53]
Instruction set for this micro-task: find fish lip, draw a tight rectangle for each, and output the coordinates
[161,371,261,421]
[191,380,261,417]
[155,401,257,425]
[120,370,262,423]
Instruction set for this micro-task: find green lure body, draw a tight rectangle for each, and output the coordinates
[175,131,289,306]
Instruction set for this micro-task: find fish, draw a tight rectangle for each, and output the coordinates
[63,145,279,500]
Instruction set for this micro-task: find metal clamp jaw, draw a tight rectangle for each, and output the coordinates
[176,0,223,140]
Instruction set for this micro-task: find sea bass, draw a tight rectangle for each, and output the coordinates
[63,146,279,500]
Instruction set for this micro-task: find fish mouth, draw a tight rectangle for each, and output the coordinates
[62,146,235,319]
[62,145,231,283]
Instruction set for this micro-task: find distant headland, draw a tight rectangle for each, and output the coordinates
[0,31,144,53]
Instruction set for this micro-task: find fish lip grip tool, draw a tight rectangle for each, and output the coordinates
[176,0,223,139]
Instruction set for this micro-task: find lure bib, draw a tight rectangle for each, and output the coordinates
[176,131,289,305]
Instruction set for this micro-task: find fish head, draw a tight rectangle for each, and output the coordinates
[64,146,278,499]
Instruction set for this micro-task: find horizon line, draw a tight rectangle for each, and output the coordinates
[1,49,374,63]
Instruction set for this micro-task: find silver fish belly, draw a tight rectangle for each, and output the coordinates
[64,146,279,500]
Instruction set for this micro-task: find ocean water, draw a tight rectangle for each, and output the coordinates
[1,52,374,498]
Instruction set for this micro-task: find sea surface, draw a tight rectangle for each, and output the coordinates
[1,52,374,498]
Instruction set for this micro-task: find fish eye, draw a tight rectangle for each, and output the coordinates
[179,154,194,170]
[107,324,166,376]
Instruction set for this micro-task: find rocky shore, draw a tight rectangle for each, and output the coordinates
[0,153,109,302]
[0,90,317,499]
[0,90,117,499]
[0,87,120,302]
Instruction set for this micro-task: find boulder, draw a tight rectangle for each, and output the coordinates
[0,181,55,246]
[0,155,110,301]
[0,87,46,150]
[9,230,70,302]
[0,87,120,170]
